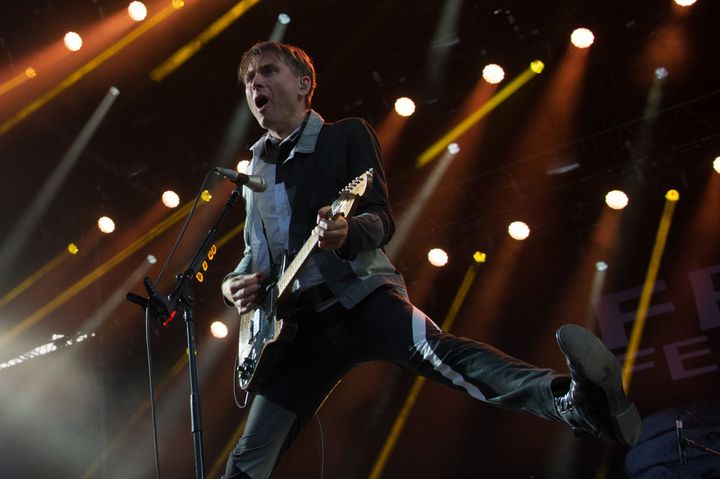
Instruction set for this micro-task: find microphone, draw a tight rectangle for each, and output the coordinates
[676,416,687,465]
[213,167,267,192]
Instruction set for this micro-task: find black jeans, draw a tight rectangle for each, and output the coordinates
[224,286,564,479]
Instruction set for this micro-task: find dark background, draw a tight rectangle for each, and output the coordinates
[0,0,718,477]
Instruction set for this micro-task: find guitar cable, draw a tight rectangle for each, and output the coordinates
[315,412,325,479]
[145,306,162,479]
[142,171,214,479]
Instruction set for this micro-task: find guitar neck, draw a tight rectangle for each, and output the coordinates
[276,229,320,299]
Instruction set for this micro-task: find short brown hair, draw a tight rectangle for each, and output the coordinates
[238,41,316,107]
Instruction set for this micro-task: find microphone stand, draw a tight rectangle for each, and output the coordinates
[676,416,720,466]
[127,184,244,479]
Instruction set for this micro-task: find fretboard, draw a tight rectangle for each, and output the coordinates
[276,228,320,299]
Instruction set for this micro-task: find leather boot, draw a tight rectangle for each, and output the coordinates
[554,324,642,446]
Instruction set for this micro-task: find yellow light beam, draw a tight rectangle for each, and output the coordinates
[621,190,680,390]
[0,67,37,98]
[0,249,68,310]
[0,200,195,349]
[368,263,479,479]
[80,354,189,479]
[150,0,262,82]
[416,65,541,168]
[0,5,178,137]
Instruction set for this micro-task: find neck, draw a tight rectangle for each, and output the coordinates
[269,108,309,140]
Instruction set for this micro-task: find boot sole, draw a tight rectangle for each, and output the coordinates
[556,324,642,446]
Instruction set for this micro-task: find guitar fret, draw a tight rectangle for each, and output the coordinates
[277,230,319,297]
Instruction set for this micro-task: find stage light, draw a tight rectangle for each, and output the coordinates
[201,189,212,202]
[665,189,680,202]
[508,221,530,240]
[570,28,594,49]
[427,248,449,267]
[278,13,291,24]
[473,251,487,263]
[713,157,720,174]
[447,143,460,155]
[98,216,115,234]
[236,159,250,173]
[482,64,505,84]
[596,261,608,272]
[146,254,157,264]
[128,1,148,21]
[210,321,229,338]
[162,190,180,208]
[605,190,629,210]
[530,60,545,74]
[64,32,83,52]
[25,67,37,79]
[654,67,669,81]
[67,243,79,255]
[172,0,185,9]
[674,0,697,6]
[394,97,416,117]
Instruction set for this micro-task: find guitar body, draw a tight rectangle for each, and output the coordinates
[237,307,297,392]
[236,170,374,391]
[236,253,298,392]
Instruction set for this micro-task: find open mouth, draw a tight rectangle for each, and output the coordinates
[254,95,269,110]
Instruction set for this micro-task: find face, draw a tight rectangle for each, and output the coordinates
[243,53,309,138]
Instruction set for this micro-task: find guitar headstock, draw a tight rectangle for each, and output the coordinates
[330,169,374,219]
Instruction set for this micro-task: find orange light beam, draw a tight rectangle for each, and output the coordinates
[0,68,37,98]
[0,4,178,137]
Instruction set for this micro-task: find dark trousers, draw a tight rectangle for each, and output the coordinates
[224,286,565,479]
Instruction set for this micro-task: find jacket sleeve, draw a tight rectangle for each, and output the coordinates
[336,119,395,259]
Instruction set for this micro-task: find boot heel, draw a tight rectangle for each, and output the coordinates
[611,402,642,445]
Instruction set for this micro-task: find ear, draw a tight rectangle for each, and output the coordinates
[298,76,310,93]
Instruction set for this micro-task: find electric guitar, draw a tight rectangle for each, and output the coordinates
[237,169,374,391]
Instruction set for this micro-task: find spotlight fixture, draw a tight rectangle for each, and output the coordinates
[201,190,212,202]
[236,159,250,174]
[508,221,530,240]
[67,243,79,254]
[171,0,185,9]
[447,143,460,155]
[278,13,291,24]
[128,1,148,21]
[605,190,629,210]
[146,254,158,264]
[665,189,680,202]
[427,248,449,267]
[714,156,720,174]
[64,32,83,52]
[674,0,697,6]
[654,67,669,81]
[210,321,229,338]
[162,190,180,208]
[394,97,416,117]
[25,67,37,79]
[570,28,594,49]
[473,251,487,263]
[482,64,505,84]
[98,216,116,234]
[530,60,545,74]
[595,261,608,272]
